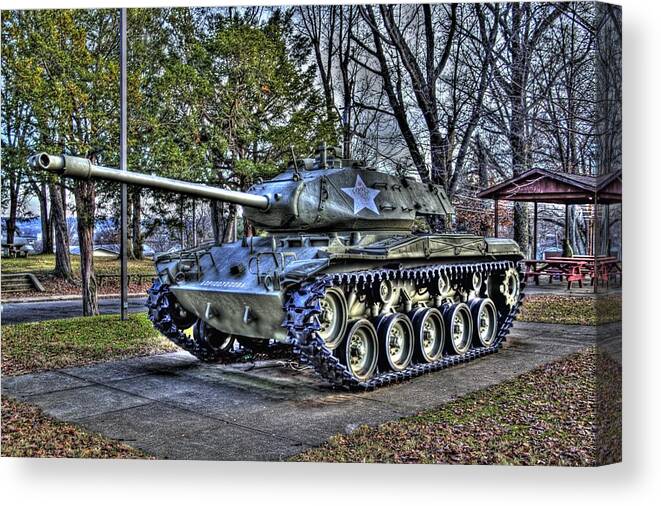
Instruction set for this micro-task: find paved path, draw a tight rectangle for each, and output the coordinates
[1,297,147,324]
[1,321,621,461]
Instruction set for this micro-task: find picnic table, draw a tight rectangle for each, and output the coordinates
[2,243,29,258]
[524,255,621,289]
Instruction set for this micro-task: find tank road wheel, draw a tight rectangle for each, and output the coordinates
[488,266,521,309]
[501,267,521,307]
[339,319,379,382]
[411,307,445,363]
[377,313,415,372]
[169,297,197,330]
[317,287,348,350]
[193,320,235,356]
[443,303,473,355]
[469,298,498,347]
[373,279,395,304]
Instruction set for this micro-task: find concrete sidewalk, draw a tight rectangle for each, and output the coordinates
[1,321,620,461]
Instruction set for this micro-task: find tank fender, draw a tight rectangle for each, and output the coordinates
[281,257,330,282]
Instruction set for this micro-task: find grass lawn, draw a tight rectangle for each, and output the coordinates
[292,347,621,465]
[1,313,177,376]
[1,254,157,299]
[519,294,621,325]
[1,253,155,276]
[1,395,151,459]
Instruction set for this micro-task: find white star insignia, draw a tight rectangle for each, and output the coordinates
[342,175,381,215]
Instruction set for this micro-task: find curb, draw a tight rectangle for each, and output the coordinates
[1,293,147,304]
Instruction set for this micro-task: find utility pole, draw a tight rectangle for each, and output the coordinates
[119,8,128,320]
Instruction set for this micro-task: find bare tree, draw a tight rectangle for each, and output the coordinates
[353,4,500,203]
[594,3,621,175]
[483,2,564,252]
[297,5,362,158]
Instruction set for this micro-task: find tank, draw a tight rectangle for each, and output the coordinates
[29,146,525,389]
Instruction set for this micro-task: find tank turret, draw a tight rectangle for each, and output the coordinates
[29,148,453,232]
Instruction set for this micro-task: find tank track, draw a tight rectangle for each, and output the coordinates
[283,260,525,390]
[146,279,290,363]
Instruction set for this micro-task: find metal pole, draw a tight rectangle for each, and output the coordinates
[533,201,538,260]
[494,199,499,238]
[119,8,128,320]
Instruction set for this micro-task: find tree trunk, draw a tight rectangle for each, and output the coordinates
[6,172,19,248]
[243,217,254,238]
[508,4,529,255]
[49,182,74,282]
[475,136,491,237]
[74,179,98,316]
[210,200,223,244]
[340,6,353,158]
[179,196,186,250]
[37,182,53,254]
[222,204,237,243]
[131,189,144,259]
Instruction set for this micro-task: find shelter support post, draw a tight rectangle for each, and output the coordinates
[533,202,538,260]
[606,203,611,256]
[593,195,599,294]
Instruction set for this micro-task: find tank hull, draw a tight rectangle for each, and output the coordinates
[153,232,522,344]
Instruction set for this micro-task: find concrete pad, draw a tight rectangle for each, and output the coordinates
[1,371,92,398]
[180,360,330,399]
[61,352,197,383]
[148,423,309,461]
[25,384,152,422]
[359,364,489,411]
[101,364,403,447]
[78,402,222,451]
[218,395,406,447]
[106,372,273,414]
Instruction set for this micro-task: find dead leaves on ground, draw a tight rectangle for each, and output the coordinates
[293,347,622,466]
[1,396,152,459]
[519,295,621,325]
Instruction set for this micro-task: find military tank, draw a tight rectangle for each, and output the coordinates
[29,146,524,389]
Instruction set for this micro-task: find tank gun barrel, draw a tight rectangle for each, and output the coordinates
[28,153,270,210]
